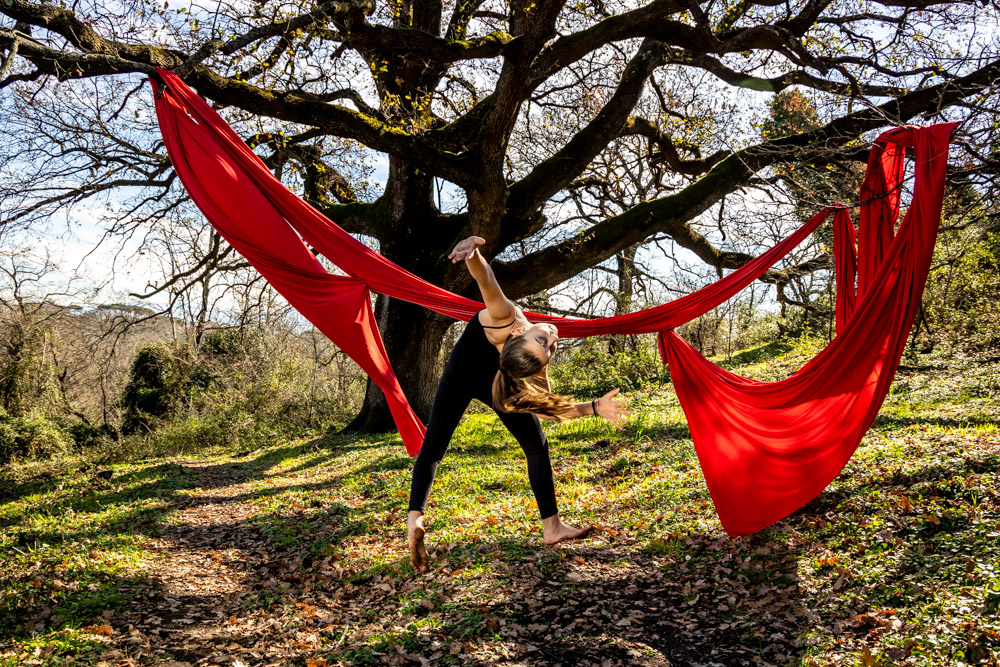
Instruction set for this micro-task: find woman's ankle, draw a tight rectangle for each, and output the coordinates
[541,513,561,532]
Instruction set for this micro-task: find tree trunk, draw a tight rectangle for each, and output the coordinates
[344,294,452,432]
[343,156,456,434]
[609,244,638,354]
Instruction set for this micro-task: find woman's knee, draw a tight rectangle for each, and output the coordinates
[414,437,448,469]
[512,425,549,459]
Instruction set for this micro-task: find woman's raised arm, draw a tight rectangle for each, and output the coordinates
[449,236,515,322]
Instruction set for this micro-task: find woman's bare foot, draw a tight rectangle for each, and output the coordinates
[542,513,594,546]
[408,511,429,573]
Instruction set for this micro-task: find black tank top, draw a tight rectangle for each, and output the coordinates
[445,313,503,399]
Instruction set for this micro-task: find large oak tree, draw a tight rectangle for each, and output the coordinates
[2,0,999,431]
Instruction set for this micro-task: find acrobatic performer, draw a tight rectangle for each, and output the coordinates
[407,235,631,572]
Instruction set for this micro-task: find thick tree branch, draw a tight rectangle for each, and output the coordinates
[506,40,667,225]
[494,56,1000,298]
[289,88,378,116]
[310,200,383,236]
[619,117,728,175]
[664,48,907,96]
[0,32,19,79]
[0,28,163,76]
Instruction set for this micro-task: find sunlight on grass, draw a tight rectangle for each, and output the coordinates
[2,341,998,665]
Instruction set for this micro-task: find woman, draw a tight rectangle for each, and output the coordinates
[407,235,630,573]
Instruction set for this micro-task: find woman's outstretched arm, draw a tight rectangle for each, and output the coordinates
[538,388,631,429]
[449,236,515,322]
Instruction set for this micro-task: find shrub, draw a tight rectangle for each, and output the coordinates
[550,337,666,396]
[0,317,62,418]
[0,411,72,464]
[120,344,193,433]
[67,421,116,449]
[136,408,293,456]
[925,228,1000,351]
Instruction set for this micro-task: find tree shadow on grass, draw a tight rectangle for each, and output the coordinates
[3,446,415,555]
[232,431,395,471]
[314,526,817,666]
[871,413,999,430]
[0,470,63,505]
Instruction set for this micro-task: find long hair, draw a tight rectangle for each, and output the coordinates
[492,335,576,418]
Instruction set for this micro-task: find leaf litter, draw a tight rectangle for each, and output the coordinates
[0,348,998,665]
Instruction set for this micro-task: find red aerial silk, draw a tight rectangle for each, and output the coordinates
[154,79,427,451]
[658,124,955,535]
[833,208,859,334]
[150,68,956,535]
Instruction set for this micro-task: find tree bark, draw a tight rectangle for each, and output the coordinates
[344,294,452,432]
[609,244,638,354]
[343,154,457,433]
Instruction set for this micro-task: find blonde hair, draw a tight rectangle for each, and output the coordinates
[492,335,576,418]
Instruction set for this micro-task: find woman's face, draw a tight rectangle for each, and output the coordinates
[511,322,559,366]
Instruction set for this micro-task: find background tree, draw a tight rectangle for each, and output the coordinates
[0,248,77,418]
[2,0,1000,433]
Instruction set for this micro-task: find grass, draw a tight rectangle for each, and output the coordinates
[0,339,998,665]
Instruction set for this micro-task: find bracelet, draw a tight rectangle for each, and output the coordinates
[591,399,598,417]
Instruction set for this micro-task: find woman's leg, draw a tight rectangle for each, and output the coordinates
[407,375,472,572]
[408,378,473,514]
[493,410,558,519]
[494,409,594,545]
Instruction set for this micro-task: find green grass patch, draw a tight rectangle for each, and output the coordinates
[1,343,998,665]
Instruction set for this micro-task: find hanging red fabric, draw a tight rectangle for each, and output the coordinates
[154,80,427,453]
[150,68,956,535]
[833,208,858,334]
[659,123,956,535]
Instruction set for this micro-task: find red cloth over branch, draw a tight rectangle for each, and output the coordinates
[658,123,956,535]
[151,68,955,535]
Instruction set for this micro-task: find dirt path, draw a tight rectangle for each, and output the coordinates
[92,458,801,667]
[107,461,286,666]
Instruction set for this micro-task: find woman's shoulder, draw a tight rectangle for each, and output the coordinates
[478,306,522,346]
[477,305,521,329]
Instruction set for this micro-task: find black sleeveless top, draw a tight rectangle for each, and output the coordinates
[443,314,506,401]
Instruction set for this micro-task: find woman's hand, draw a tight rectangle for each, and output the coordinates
[595,388,631,429]
[449,236,486,263]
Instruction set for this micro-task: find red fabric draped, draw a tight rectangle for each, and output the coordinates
[150,68,956,535]
[658,122,956,535]
[858,138,906,296]
[154,79,427,453]
[833,208,858,334]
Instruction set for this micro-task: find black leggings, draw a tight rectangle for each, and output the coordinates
[408,317,558,520]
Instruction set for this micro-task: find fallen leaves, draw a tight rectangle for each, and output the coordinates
[3,351,1000,666]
